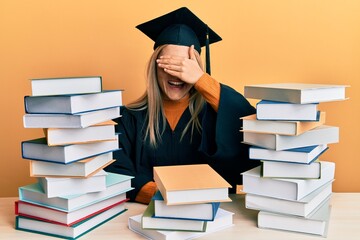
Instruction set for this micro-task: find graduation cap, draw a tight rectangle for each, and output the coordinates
[136,7,222,75]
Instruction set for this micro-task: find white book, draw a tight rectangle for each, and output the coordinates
[30,76,102,96]
[243,125,339,151]
[256,100,319,121]
[244,83,348,104]
[257,199,332,237]
[45,120,117,146]
[23,106,120,128]
[245,181,333,217]
[249,144,328,164]
[261,160,322,179]
[22,135,119,164]
[25,90,122,114]
[241,161,335,201]
[38,170,107,198]
[129,208,234,240]
[30,151,115,178]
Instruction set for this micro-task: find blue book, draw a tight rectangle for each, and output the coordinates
[152,191,220,221]
[18,172,133,212]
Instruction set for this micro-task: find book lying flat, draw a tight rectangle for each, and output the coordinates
[153,164,231,205]
[241,161,335,201]
[249,144,328,164]
[256,100,319,121]
[15,194,128,226]
[25,90,123,114]
[153,191,220,221]
[29,151,116,178]
[129,208,234,240]
[261,160,322,179]
[257,199,332,237]
[38,170,107,198]
[241,112,325,136]
[30,76,102,96]
[142,200,207,232]
[45,120,117,146]
[244,83,348,104]
[243,125,339,151]
[245,181,332,217]
[23,106,120,128]
[22,135,119,164]
[15,201,127,239]
[19,172,133,212]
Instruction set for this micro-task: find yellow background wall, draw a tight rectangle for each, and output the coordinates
[0,0,359,197]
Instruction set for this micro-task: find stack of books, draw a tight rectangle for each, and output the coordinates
[128,164,235,240]
[16,76,134,239]
[240,83,348,237]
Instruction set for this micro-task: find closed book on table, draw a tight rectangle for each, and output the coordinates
[15,194,128,226]
[257,199,332,237]
[129,208,234,240]
[15,201,127,239]
[261,160,323,179]
[152,191,220,221]
[241,112,325,136]
[38,170,107,198]
[245,181,332,217]
[45,120,117,146]
[249,144,328,164]
[243,125,339,151]
[23,106,120,128]
[256,100,319,121]
[29,151,116,178]
[153,164,231,205]
[244,83,348,104]
[22,135,119,164]
[142,200,207,232]
[25,90,122,114]
[19,172,133,212]
[241,161,335,201]
[30,76,102,96]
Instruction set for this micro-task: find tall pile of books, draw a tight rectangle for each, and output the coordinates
[128,164,234,240]
[15,76,134,239]
[240,83,348,237]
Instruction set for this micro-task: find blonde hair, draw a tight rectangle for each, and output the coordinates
[127,45,206,147]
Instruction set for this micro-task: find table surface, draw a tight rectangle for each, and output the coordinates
[1,193,359,240]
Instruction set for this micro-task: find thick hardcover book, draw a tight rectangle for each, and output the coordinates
[15,202,127,239]
[30,76,102,96]
[153,164,231,205]
[22,135,119,164]
[25,90,123,114]
[19,172,133,212]
[245,181,332,217]
[152,191,220,221]
[244,83,348,104]
[261,160,322,179]
[241,161,335,201]
[249,144,328,164]
[243,125,339,151]
[142,200,207,232]
[241,112,325,136]
[29,151,116,178]
[23,106,120,128]
[15,195,128,226]
[129,208,234,240]
[256,100,319,121]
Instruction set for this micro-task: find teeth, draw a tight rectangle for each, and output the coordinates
[169,81,184,86]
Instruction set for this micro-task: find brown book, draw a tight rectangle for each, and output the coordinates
[153,164,231,205]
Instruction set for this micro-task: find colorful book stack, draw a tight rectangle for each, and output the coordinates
[240,83,348,237]
[128,164,235,240]
[16,76,134,239]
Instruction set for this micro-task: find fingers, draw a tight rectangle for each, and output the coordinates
[189,45,196,60]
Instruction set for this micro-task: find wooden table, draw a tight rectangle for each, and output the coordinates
[1,193,359,239]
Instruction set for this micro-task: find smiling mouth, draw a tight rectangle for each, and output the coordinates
[168,81,185,87]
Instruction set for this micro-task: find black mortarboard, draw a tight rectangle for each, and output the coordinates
[136,7,222,75]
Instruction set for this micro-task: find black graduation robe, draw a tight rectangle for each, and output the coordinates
[105,84,259,201]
